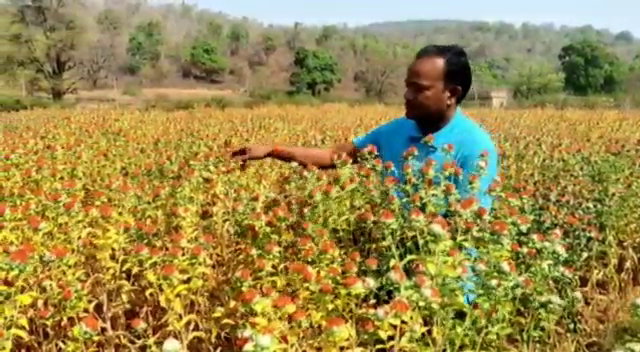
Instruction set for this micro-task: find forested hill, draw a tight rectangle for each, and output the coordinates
[357,19,640,62]
[1,1,639,103]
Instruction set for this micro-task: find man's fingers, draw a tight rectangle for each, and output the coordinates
[230,148,247,157]
[232,154,250,162]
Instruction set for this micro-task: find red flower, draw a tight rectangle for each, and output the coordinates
[409,208,423,221]
[320,282,333,294]
[161,264,177,277]
[349,251,361,262]
[10,249,30,264]
[62,288,73,300]
[326,317,346,330]
[320,240,336,254]
[298,236,312,247]
[239,289,259,304]
[415,274,431,287]
[130,318,145,329]
[379,209,395,223]
[235,268,252,281]
[460,197,476,211]
[82,315,100,332]
[50,246,69,259]
[133,244,147,254]
[291,310,306,322]
[273,295,294,310]
[27,216,43,230]
[491,220,509,235]
[191,245,203,257]
[365,257,378,270]
[344,261,358,273]
[99,204,113,217]
[389,298,411,314]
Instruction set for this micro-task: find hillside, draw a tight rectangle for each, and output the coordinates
[357,19,640,62]
[1,1,639,104]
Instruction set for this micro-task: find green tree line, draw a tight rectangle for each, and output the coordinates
[1,0,639,104]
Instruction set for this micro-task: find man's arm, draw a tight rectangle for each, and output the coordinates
[233,121,387,169]
[267,142,359,169]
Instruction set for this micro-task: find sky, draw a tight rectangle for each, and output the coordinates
[197,0,637,36]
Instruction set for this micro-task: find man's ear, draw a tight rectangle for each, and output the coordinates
[447,85,462,105]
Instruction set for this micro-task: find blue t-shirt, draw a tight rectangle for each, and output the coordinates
[352,108,499,304]
[353,108,498,211]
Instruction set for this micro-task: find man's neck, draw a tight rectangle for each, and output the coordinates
[415,107,458,135]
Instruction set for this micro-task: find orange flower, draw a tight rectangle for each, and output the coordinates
[50,246,69,259]
[82,315,100,332]
[27,215,43,230]
[130,318,146,329]
[460,197,477,211]
[161,264,177,277]
[291,310,306,322]
[235,268,251,281]
[62,288,73,300]
[379,209,395,223]
[389,298,411,314]
[344,261,357,273]
[325,317,346,330]
[10,249,29,264]
[348,251,361,262]
[273,295,294,310]
[491,220,509,235]
[365,257,378,270]
[239,289,260,304]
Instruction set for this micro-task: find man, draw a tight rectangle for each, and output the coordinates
[231,44,499,304]
[232,44,497,210]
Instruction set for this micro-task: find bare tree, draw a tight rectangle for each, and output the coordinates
[8,0,85,100]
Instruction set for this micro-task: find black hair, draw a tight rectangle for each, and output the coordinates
[414,44,472,104]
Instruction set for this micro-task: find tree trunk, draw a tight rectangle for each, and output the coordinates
[50,77,65,101]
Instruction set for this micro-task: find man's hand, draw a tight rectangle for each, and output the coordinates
[230,145,273,162]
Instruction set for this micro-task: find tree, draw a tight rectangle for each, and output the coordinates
[558,39,626,95]
[614,30,634,44]
[316,25,340,47]
[289,47,340,96]
[204,19,224,42]
[260,32,277,59]
[286,22,303,51]
[80,8,123,88]
[510,62,563,100]
[227,22,248,56]
[7,0,85,101]
[186,39,227,82]
[352,37,403,102]
[127,20,163,75]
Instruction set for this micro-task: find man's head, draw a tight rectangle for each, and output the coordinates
[404,44,472,123]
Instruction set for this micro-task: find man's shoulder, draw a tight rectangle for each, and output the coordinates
[456,113,496,153]
[372,116,416,136]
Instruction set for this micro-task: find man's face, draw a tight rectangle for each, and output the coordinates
[403,56,458,122]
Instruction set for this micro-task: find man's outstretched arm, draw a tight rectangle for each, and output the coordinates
[231,142,359,169]
[231,119,388,169]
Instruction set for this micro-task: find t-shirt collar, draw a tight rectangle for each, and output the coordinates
[406,107,462,139]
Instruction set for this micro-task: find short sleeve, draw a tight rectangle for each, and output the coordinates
[457,142,499,211]
[352,119,398,151]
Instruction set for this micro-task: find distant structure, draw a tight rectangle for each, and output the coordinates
[473,88,510,108]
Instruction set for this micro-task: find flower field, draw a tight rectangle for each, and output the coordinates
[1,104,640,351]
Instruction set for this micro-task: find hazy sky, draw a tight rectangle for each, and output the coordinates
[198,0,636,35]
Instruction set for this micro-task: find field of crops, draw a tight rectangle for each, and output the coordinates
[2,104,640,351]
